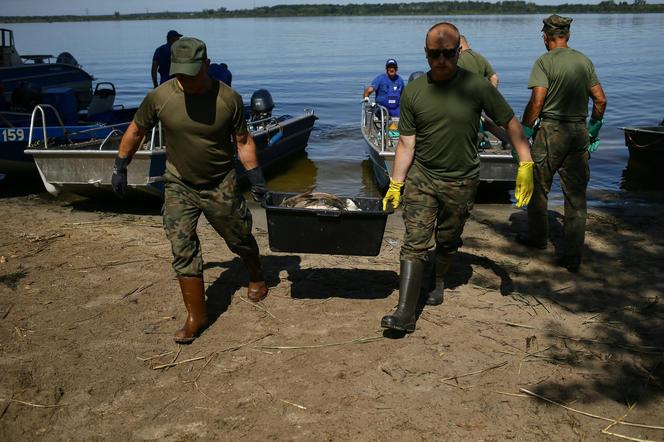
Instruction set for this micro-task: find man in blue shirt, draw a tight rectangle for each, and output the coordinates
[208,62,233,87]
[363,58,405,117]
[151,30,182,88]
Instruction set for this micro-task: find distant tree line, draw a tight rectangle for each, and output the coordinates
[1,1,662,23]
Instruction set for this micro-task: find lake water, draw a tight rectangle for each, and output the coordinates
[3,14,664,203]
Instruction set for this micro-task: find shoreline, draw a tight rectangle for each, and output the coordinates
[2,10,664,24]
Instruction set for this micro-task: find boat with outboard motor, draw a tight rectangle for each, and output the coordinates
[1,82,137,174]
[25,89,318,198]
[361,100,517,190]
[0,28,94,108]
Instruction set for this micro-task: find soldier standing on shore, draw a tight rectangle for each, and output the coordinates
[381,22,534,333]
[518,15,607,273]
[113,37,269,344]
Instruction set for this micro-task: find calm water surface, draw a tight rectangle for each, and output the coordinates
[3,14,664,202]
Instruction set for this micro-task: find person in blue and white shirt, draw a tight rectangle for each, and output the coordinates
[363,58,405,117]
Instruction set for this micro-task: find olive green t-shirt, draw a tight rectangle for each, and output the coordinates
[133,79,247,186]
[399,68,514,181]
[528,47,599,121]
[457,49,496,80]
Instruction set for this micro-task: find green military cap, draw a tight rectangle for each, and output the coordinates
[541,14,573,32]
[170,37,207,76]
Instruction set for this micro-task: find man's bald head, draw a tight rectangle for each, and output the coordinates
[426,22,461,48]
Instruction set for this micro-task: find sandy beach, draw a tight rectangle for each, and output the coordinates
[1,186,663,440]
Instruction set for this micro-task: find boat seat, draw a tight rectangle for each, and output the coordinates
[87,82,116,118]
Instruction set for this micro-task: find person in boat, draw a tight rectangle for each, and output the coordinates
[151,30,182,88]
[518,14,607,273]
[380,22,534,333]
[208,62,232,87]
[363,58,405,118]
[113,37,270,344]
[457,35,499,87]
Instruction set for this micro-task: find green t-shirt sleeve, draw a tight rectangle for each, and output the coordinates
[481,83,515,127]
[528,56,549,89]
[133,91,158,130]
[230,91,248,135]
[397,85,416,136]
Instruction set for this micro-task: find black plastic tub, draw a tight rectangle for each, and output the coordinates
[261,192,393,256]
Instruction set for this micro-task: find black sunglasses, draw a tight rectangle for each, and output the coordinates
[425,46,459,60]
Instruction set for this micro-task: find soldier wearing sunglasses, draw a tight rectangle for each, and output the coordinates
[381,22,534,333]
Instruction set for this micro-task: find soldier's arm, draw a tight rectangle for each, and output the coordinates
[504,116,533,163]
[391,134,416,183]
[522,86,547,128]
[118,121,148,159]
[589,84,607,121]
[235,131,259,171]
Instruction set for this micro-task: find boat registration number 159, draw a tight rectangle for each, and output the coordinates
[1,129,26,142]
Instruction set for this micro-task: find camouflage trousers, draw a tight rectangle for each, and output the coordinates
[528,120,590,259]
[400,164,479,262]
[162,169,260,277]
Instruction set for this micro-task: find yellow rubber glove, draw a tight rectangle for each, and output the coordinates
[382,178,405,210]
[515,161,534,208]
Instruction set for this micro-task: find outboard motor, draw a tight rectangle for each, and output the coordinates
[250,89,274,121]
[11,81,41,111]
[56,51,80,67]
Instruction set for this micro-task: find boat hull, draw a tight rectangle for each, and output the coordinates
[360,102,517,190]
[26,112,318,197]
[1,122,131,174]
[247,113,317,173]
[621,126,664,161]
[27,146,166,198]
[0,64,94,108]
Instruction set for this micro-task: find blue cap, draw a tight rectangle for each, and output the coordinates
[167,30,182,40]
[385,58,398,68]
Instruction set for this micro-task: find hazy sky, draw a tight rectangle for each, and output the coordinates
[1,0,622,17]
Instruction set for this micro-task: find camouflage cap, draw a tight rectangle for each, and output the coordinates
[541,14,573,32]
[170,37,207,77]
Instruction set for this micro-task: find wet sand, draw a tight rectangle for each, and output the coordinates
[1,189,663,440]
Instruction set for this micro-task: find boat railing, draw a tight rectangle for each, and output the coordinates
[361,101,389,153]
[64,121,129,138]
[27,104,133,150]
[94,128,125,151]
[27,104,65,147]
[146,122,163,151]
[248,115,279,130]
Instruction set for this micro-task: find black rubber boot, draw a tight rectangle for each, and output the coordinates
[426,253,452,306]
[381,260,424,333]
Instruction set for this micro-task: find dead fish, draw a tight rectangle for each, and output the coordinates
[281,192,360,211]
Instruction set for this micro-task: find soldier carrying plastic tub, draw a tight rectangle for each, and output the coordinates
[381,22,535,333]
[111,37,270,344]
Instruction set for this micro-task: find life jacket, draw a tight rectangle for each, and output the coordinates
[376,74,403,117]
